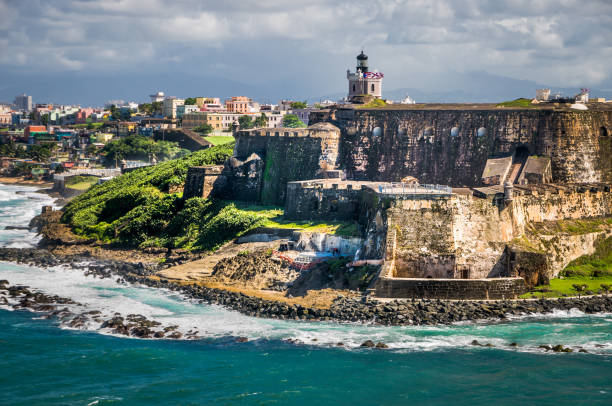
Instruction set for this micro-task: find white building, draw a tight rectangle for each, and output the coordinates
[162,97,185,119]
[150,91,165,103]
[177,104,200,119]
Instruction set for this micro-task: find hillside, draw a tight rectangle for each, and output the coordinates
[61,143,273,251]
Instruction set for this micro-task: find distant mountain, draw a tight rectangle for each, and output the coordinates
[314,71,612,104]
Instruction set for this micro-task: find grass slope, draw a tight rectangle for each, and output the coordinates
[521,236,612,298]
[61,143,359,252]
[203,136,235,146]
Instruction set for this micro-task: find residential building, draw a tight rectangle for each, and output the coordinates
[195,97,221,108]
[0,111,11,125]
[24,125,47,138]
[177,104,200,119]
[182,111,244,132]
[14,94,33,112]
[150,92,165,103]
[261,111,287,128]
[75,108,95,124]
[291,108,313,125]
[225,96,259,114]
[162,97,185,119]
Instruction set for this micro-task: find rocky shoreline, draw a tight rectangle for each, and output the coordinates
[2,247,612,329]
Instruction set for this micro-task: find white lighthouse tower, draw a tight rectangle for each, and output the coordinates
[347,51,383,102]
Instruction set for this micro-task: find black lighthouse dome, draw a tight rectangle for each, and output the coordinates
[356,50,368,72]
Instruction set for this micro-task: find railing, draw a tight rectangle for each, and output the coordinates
[377,183,452,197]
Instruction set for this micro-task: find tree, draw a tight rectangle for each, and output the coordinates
[100,135,182,166]
[238,115,254,129]
[41,114,49,126]
[282,114,306,128]
[184,97,197,105]
[86,144,98,156]
[193,124,214,135]
[28,144,56,162]
[109,104,119,121]
[254,113,268,128]
[290,101,307,109]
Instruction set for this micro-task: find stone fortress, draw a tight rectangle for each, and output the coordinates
[184,52,612,300]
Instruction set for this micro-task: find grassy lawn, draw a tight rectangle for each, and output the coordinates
[521,236,612,298]
[520,276,612,298]
[204,135,235,146]
[65,175,99,191]
[233,202,361,237]
[496,98,536,108]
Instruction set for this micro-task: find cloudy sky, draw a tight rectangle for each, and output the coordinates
[1,0,611,105]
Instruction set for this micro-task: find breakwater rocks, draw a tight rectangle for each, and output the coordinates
[0,280,189,339]
[2,247,612,326]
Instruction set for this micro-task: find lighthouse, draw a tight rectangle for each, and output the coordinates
[346,51,383,102]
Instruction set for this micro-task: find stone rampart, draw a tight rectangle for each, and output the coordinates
[363,183,612,282]
[183,165,226,200]
[231,123,341,205]
[310,106,612,186]
[374,276,527,300]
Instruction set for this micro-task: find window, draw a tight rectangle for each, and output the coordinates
[352,84,355,92]
[371,84,375,92]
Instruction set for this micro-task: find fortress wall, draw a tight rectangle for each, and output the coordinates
[285,181,361,221]
[374,277,527,300]
[311,108,612,186]
[233,126,341,205]
[374,187,612,280]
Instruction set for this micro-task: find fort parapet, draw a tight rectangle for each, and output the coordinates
[310,104,612,186]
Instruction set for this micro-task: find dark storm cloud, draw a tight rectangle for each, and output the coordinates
[0,0,610,103]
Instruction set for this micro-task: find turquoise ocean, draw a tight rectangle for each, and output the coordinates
[0,183,611,405]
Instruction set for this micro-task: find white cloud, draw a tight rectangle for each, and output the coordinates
[0,0,609,95]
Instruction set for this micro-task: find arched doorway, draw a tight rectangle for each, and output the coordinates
[601,127,609,137]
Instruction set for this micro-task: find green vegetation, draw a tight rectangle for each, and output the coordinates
[562,236,612,277]
[359,99,387,108]
[0,140,28,159]
[325,258,378,291]
[109,104,131,121]
[65,175,99,191]
[254,113,268,128]
[281,114,306,128]
[496,98,534,108]
[203,136,235,146]
[62,143,238,250]
[233,203,360,237]
[290,101,307,109]
[184,97,197,106]
[138,102,163,116]
[238,115,254,129]
[193,124,214,135]
[520,276,612,298]
[100,135,187,165]
[528,218,612,236]
[521,237,612,298]
[71,122,105,129]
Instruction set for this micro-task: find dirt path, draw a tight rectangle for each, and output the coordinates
[157,240,282,281]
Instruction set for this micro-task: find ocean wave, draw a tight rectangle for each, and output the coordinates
[1,262,610,355]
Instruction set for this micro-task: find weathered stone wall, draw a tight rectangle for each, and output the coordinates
[183,166,225,200]
[374,276,527,300]
[363,185,612,280]
[231,123,341,205]
[310,107,612,186]
[285,180,367,221]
